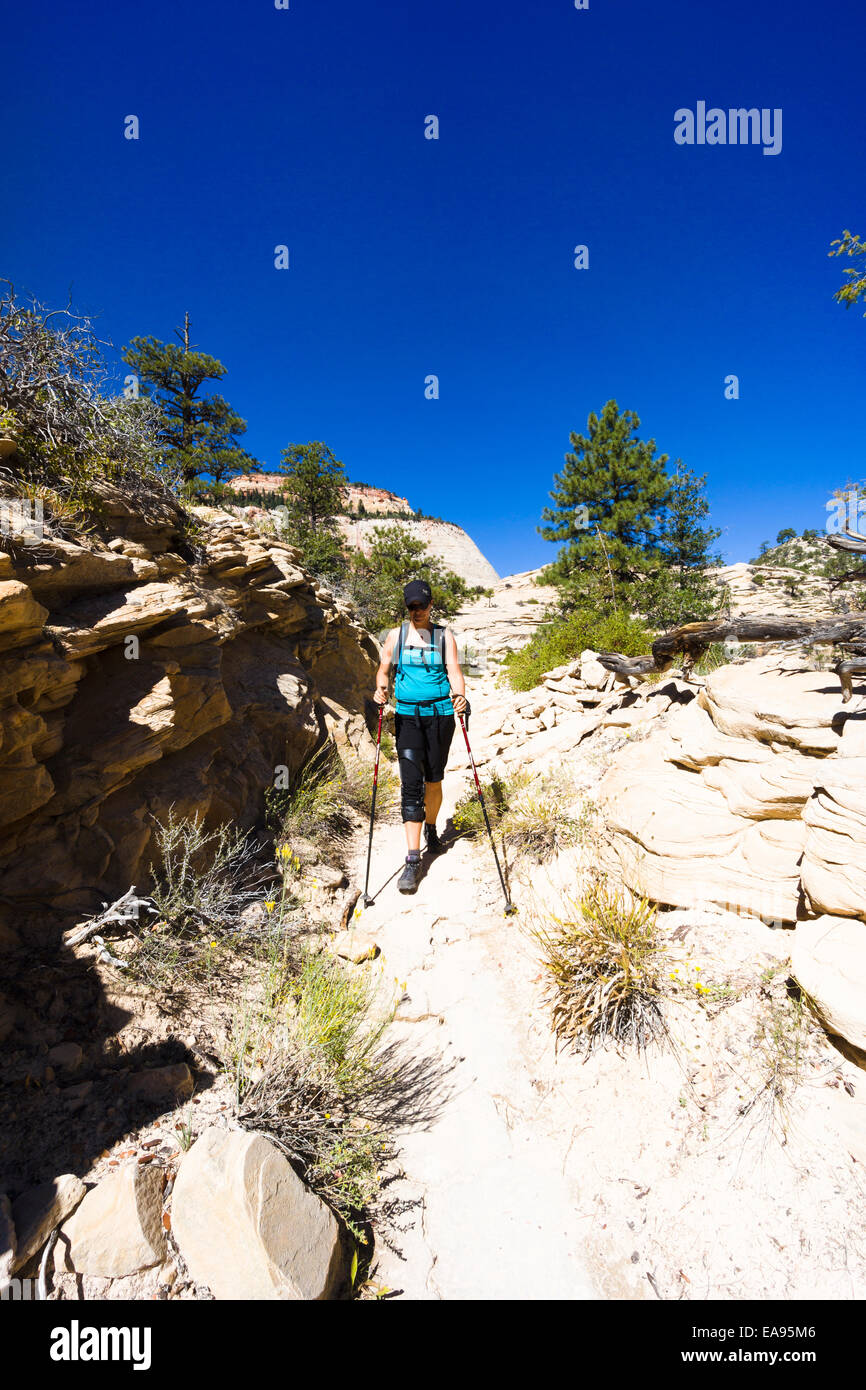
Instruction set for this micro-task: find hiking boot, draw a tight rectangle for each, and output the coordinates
[424,822,445,855]
[398,855,423,893]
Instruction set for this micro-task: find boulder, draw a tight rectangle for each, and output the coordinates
[171,1127,344,1300]
[0,581,48,653]
[579,650,609,690]
[127,1063,194,1103]
[306,865,348,891]
[330,930,380,964]
[792,916,866,1052]
[57,1164,166,1277]
[11,1174,86,1272]
[46,1042,83,1072]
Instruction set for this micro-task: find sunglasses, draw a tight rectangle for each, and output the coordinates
[407,601,430,612]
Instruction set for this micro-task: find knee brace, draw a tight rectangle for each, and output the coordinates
[398,747,426,822]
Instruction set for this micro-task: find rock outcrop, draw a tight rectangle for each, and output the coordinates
[171,1127,344,1300]
[711,560,855,622]
[230,475,413,518]
[598,654,866,926]
[452,568,559,668]
[596,653,866,1051]
[0,500,379,930]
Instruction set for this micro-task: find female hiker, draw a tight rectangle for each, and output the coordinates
[373,579,467,893]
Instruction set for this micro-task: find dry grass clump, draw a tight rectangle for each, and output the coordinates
[736,970,820,1142]
[499,773,588,861]
[339,750,399,820]
[230,948,439,1239]
[452,770,523,839]
[532,876,665,1055]
[452,769,586,863]
[266,743,398,868]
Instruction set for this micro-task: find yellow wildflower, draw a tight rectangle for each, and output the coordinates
[265,900,276,913]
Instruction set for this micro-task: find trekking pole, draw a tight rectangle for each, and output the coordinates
[361,702,384,907]
[455,710,517,917]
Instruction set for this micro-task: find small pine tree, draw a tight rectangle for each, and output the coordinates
[277,441,349,579]
[122,313,258,485]
[643,463,722,627]
[345,523,471,631]
[538,400,670,613]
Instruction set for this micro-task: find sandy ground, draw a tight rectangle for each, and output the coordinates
[352,714,866,1302]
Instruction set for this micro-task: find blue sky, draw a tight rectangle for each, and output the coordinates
[4,0,865,578]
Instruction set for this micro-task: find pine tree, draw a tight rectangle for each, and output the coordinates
[643,462,722,627]
[277,441,349,579]
[122,313,257,486]
[538,400,670,611]
[346,523,472,631]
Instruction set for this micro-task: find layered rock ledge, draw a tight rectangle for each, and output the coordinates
[0,502,379,935]
[598,653,866,1051]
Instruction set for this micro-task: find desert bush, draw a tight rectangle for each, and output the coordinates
[0,282,175,527]
[532,876,665,1054]
[501,608,653,692]
[148,809,272,934]
[124,810,280,991]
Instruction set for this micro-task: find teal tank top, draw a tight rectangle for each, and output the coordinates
[394,625,453,717]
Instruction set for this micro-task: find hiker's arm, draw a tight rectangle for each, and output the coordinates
[374,629,395,705]
[444,630,467,714]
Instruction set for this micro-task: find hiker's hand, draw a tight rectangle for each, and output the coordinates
[452,693,467,715]
[374,686,389,706]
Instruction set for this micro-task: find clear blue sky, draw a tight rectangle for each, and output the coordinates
[4,0,865,577]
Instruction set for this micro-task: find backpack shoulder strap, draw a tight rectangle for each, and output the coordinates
[394,621,408,670]
[433,624,447,664]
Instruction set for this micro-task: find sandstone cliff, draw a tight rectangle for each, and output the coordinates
[336,515,499,590]
[0,485,379,939]
[228,474,500,590]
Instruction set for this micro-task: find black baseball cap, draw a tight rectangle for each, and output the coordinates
[403,579,432,608]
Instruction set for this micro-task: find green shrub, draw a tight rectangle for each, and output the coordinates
[452,771,523,838]
[501,608,654,691]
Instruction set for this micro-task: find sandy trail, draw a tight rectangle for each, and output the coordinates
[350,779,598,1301]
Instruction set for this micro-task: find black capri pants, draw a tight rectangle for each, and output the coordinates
[394,711,456,823]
